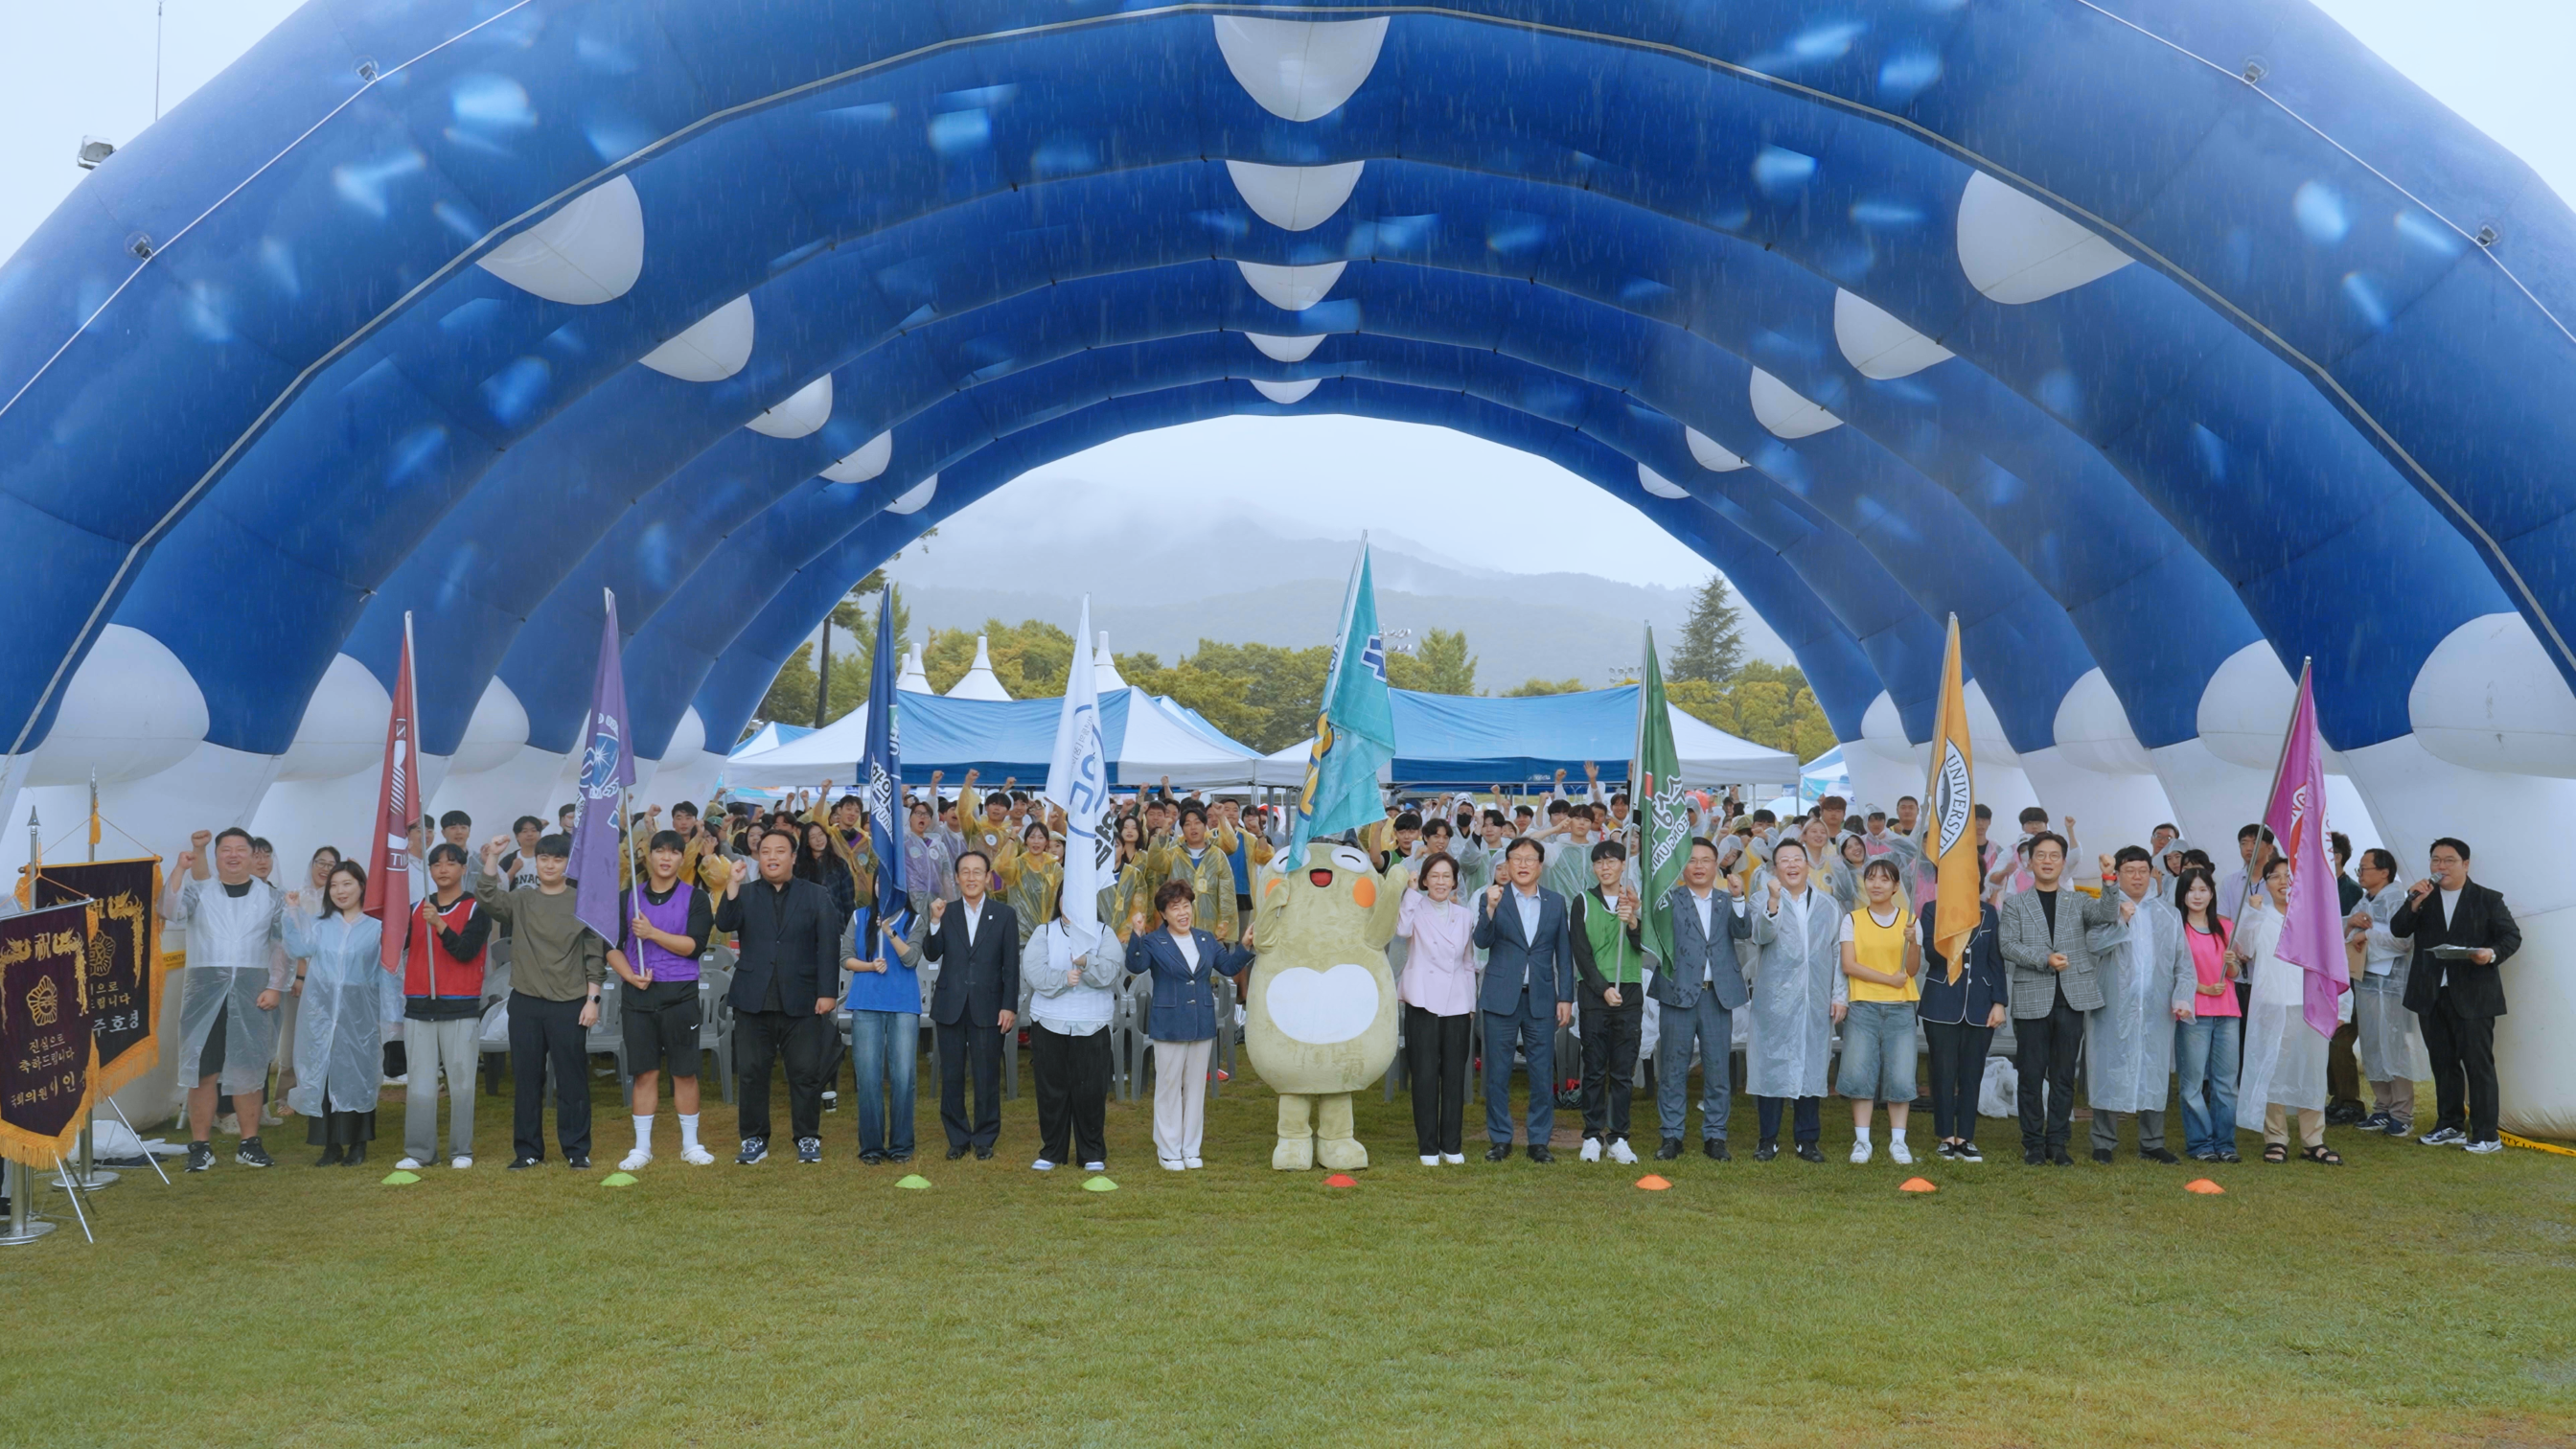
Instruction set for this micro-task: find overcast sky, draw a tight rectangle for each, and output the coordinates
[4,2,2567,588]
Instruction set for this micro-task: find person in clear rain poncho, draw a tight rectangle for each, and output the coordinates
[2236,856,2341,1165]
[2082,846,2196,1164]
[163,826,288,1172]
[1743,839,1849,1162]
[282,860,387,1165]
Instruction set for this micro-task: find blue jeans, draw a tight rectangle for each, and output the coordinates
[1484,993,1558,1145]
[848,1010,919,1157]
[2174,1015,2240,1158]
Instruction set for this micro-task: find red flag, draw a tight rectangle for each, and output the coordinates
[364,614,422,974]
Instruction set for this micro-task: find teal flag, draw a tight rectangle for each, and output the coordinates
[1634,624,1688,968]
[1289,540,1397,861]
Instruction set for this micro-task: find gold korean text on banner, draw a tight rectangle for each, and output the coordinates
[0,901,98,1165]
[32,858,166,1094]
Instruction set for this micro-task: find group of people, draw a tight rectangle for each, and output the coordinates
[153,770,2521,1180]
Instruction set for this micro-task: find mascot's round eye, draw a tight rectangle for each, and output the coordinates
[1330,846,1371,874]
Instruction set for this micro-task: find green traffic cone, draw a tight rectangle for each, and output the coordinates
[380,1170,422,1185]
[599,1172,638,1187]
[895,1174,932,1190]
[1082,1175,1118,1192]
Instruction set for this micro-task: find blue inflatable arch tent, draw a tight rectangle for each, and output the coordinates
[3,2,2573,1130]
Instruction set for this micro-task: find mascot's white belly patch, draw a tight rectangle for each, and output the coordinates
[1264,963,1380,1045]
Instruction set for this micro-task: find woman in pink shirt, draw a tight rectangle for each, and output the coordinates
[2172,866,2242,1163]
[1395,852,1478,1166]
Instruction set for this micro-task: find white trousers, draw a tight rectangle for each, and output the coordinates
[1151,1039,1212,1162]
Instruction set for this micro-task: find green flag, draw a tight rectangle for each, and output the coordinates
[1633,624,1688,968]
[1288,540,1398,861]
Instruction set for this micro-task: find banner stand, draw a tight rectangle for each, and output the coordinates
[97,1096,170,1186]
[49,1118,117,1192]
[0,1161,56,1246]
[48,1153,95,1243]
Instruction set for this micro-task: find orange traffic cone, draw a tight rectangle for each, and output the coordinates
[2184,1178,2225,1195]
[1634,1175,1671,1191]
[1898,1177,1937,1193]
[1323,1173,1358,1187]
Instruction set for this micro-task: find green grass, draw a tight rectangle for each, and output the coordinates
[6,1056,2574,1448]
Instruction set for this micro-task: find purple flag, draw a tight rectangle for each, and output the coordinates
[569,590,636,944]
[2262,662,2349,1038]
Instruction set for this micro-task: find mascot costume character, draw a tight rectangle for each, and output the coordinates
[1245,839,1405,1170]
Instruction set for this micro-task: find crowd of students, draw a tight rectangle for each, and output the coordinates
[150,772,2521,1178]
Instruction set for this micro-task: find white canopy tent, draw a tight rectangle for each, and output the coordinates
[724,685,1264,790]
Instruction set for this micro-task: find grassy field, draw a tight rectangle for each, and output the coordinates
[5,1055,2574,1448]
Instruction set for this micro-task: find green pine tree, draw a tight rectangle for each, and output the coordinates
[1668,573,1746,683]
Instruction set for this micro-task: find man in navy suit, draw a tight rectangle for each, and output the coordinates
[1471,837,1576,1162]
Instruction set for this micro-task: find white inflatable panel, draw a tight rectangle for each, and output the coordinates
[1250,378,1320,403]
[746,375,832,438]
[1226,159,1365,231]
[1962,679,2021,767]
[1685,426,1748,472]
[24,623,210,785]
[2016,744,2178,862]
[1749,367,1842,438]
[1858,691,1923,767]
[822,430,894,483]
[274,653,392,782]
[1211,15,1390,122]
[451,677,533,776]
[1956,172,2134,305]
[1833,288,1954,380]
[2051,668,2157,776]
[1244,333,1325,362]
[473,174,644,305]
[886,475,938,515]
[639,295,754,381]
[1637,464,1690,499]
[2409,612,2576,778]
[1237,260,1346,311]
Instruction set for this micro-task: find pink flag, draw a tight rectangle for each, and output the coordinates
[2262,662,2349,1038]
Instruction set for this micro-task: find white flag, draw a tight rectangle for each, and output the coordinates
[1043,596,1113,942]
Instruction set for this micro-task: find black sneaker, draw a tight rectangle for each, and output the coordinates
[235,1138,273,1168]
[737,1137,769,1166]
[1702,1139,1731,1162]
[2355,1112,2392,1133]
[566,1155,590,1170]
[1484,1143,1513,1163]
[2140,1148,2180,1164]
[186,1141,215,1173]
[1793,1142,1825,1163]
[1953,1142,1983,1162]
[1654,1138,1683,1161]
[860,1150,886,1165]
[2091,1148,2115,1164]
[506,1157,542,1171]
[796,1137,822,1164]
[1753,1142,1779,1162]
[2024,1149,2047,1166]
[1526,1145,1554,1164]
[2382,1119,2412,1138]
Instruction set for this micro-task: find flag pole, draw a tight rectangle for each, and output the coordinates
[2227,656,2311,947]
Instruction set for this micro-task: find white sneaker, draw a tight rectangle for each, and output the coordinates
[394,1157,424,1171]
[1441,1153,1465,1165]
[1032,1159,1056,1172]
[449,1155,472,1170]
[1184,1157,1204,1169]
[1420,1154,1439,1166]
[1082,1161,1107,1173]
[679,1144,716,1166]
[2462,1138,2503,1155]
[1160,1158,1185,1172]
[381,1074,408,1089]
[1889,1138,1913,1166]
[1607,1138,1639,1165]
[1850,1138,1874,1165]
[618,1148,652,1172]
[217,1114,241,1138]
[1578,1137,1603,1162]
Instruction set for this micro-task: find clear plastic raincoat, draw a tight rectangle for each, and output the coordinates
[165,875,287,1093]
[282,909,387,1117]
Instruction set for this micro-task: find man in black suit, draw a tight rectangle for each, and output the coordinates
[920,849,1021,1160]
[714,827,843,1166]
[2390,836,2520,1154]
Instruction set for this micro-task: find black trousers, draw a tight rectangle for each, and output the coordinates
[935,1018,1004,1150]
[1031,1022,1110,1166]
[1404,1005,1471,1156]
[2015,989,2084,1153]
[1757,1094,1821,1145]
[735,1008,831,1144]
[508,991,590,1162]
[1578,995,1644,1141]
[1922,1019,1993,1143]
[2419,996,2500,1141]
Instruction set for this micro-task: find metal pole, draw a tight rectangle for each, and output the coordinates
[53,1123,116,1192]
[102,1097,170,1185]
[51,1155,93,1243]
[0,1160,57,1245]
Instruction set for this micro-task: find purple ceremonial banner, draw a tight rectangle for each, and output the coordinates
[2263,665,2349,1039]
[570,592,637,945]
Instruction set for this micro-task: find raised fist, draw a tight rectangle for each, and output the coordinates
[929,897,948,922]
[1484,882,1504,909]
[192,829,213,849]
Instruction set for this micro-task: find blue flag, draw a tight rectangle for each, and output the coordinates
[1289,540,1397,861]
[861,587,908,940]
[569,589,636,944]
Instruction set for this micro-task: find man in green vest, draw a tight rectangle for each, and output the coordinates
[1571,840,1647,1164]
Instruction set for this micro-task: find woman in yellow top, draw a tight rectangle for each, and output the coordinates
[999,819,1061,950]
[1837,858,1922,1166]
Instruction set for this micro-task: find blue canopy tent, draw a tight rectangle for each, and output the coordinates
[5,2,2575,1130]
[1254,687,1796,788]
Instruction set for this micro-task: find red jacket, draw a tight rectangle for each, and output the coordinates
[403,892,492,1020]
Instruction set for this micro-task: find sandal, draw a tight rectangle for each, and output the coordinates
[2299,1145,2344,1166]
[2261,1143,2288,1163]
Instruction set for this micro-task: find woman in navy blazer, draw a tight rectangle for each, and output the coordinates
[1917,901,2008,1162]
[1126,880,1254,1170]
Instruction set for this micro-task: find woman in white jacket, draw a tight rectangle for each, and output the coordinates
[2234,856,2342,1165]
